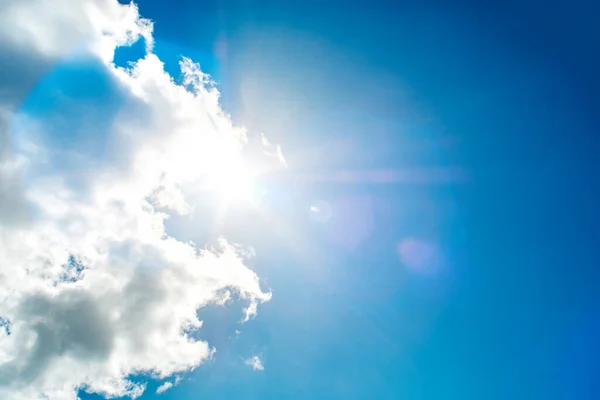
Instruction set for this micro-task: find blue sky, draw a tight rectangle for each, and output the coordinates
[1,1,599,399]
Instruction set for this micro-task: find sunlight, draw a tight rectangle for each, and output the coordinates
[208,156,258,203]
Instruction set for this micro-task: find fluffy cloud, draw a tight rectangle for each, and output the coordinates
[0,0,153,62]
[245,355,265,371]
[0,1,280,399]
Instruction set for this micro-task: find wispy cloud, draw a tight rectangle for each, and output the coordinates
[156,382,173,395]
[245,355,265,371]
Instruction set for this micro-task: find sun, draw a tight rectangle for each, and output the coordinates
[208,157,258,203]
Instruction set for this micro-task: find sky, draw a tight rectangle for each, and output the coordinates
[0,0,599,399]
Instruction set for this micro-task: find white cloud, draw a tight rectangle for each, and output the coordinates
[155,375,182,395]
[0,0,153,62]
[0,1,283,399]
[155,382,173,395]
[245,355,265,371]
[261,133,288,168]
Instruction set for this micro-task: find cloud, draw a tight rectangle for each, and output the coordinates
[0,0,153,62]
[0,0,152,228]
[245,356,265,371]
[155,374,183,395]
[0,1,282,399]
[261,133,288,168]
[155,382,173,395]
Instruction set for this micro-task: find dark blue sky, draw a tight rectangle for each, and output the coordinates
[109,0,600,398]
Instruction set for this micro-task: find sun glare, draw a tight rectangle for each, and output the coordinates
[209,158,258,203]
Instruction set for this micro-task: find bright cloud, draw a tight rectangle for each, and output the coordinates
[245,355,265,371]
[155,375,181,395]
[155,382,173,395]
[0,0,153,62]
[0,1,282,399]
